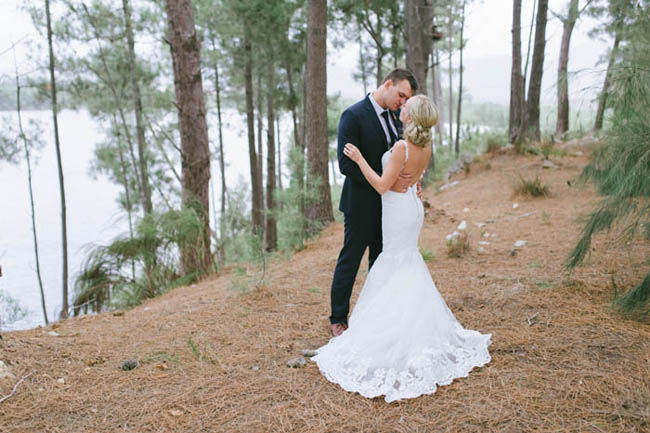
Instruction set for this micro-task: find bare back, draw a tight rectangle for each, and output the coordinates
[397,139,431,187]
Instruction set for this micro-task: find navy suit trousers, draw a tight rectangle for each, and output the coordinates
[329,211,382,325]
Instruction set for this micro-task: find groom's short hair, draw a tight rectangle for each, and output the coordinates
[383,69,418,94]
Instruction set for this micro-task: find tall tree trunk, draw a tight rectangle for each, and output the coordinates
[164,0,212,274]
[593,33,620,131]
[305,0,333,226]
[15,58,49,325]
[357,23,369,94]
[525,0,548,142]
[265,80,277,252]
[404,0,433,95]
[45,0,69,320]
[454,0,466,158]
[80,4,144,212]
[244,32,263,233]
[523,0,537,95]
[432,48,444,148]
[555,0,579,136]
[285,61,304,227]
[213,43,227,267]
[256,73,265,218]
[122,0,152,215]
[390,4,400,68]
[111,113,137,282]
[447,5,453,147]
[509,0,525,145]
[374,15,384,87]
[276,117,283,192]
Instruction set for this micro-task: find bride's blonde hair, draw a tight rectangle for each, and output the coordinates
[403,95,438,148]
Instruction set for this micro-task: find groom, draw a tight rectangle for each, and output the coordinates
[330,68,419,337]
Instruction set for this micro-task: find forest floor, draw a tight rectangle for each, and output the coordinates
[1,139,649,433]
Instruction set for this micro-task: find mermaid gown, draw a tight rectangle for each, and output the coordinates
[313,147,492,403]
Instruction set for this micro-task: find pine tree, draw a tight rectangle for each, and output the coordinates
[566,3,650,318]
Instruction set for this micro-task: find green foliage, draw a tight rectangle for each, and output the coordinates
[73,208,209,313]
[0,290,27,330]
[419,247,436,262]
[446,232,470,258]
[567,4,650,317]
[513,175,550,198]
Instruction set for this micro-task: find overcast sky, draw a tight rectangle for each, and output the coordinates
[0,0,612,107]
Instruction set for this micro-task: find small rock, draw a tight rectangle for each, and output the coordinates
[513,240,527,248]
[251,365,260,371]
[463,207,469,213]
[445,231,459,241]
[512,203,519,209]
[474,222,486,228]
[542,159,559,169]
[572,151,584,157]
[169,409,183,417]
[478,247,486,253]
[121,359,138,371]
[478,241,490,246]
[300,349,318,357]
[286,357,307,368]
[457,221,467,231]
[482,232,490,238]
[56,378,65,385]
[47,331,59,337]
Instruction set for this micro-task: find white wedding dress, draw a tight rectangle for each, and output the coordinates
[313,147,492,403]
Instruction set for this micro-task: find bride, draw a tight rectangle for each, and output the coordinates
[313,95,491,403]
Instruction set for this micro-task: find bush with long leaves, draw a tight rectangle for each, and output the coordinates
[566,5,650,318]
[73,208,209,314]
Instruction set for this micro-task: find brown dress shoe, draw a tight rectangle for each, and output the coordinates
[330,322,347,337]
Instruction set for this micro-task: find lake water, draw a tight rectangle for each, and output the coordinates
[0,109,266,331]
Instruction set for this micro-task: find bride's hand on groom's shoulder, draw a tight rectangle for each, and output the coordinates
[344,143,362,163]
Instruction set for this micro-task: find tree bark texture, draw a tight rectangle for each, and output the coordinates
[454,0,465,158]
[305,0,333,225]
[122,0,153,215]
[265,83,278,251]
[15,64,49,325]
[214,53,227,266]
[45,0,69,319]
[594,33,620,131]
[509,0,525,144]
[525,0,548,141]
[404,0,433,95]
[164,0,212,274]
[447,5,454,146]
[244,32,263,234]
[555,0,579,136]
[256,74,265,216]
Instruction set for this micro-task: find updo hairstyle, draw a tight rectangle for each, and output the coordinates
[403,95,438,148]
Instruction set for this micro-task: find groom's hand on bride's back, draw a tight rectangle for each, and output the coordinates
[390,172,412,193]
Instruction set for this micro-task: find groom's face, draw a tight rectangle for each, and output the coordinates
[385,79,413,112]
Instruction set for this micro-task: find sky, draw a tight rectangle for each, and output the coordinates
[0,0,612,107]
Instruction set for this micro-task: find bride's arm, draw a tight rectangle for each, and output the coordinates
[343,142,406,195]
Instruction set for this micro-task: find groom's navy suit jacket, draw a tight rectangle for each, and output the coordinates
[330,94,402,324]
[337,95,402,218]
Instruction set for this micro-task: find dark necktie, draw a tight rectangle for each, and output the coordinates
[381,110,397,149]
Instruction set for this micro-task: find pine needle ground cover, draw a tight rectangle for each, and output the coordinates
[1,142,649,432]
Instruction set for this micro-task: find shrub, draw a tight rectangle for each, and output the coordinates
[446,232,470,258]
[513,175,550,197]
